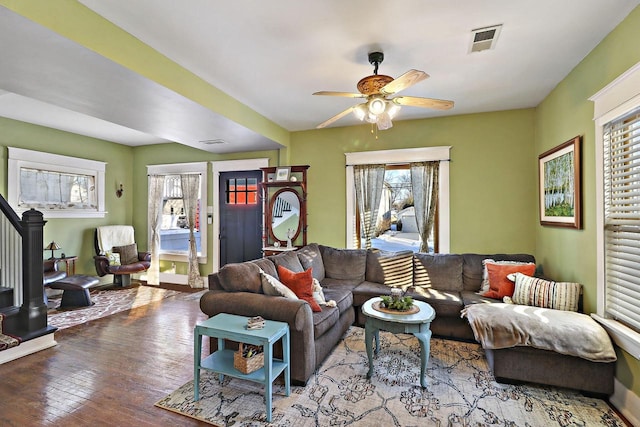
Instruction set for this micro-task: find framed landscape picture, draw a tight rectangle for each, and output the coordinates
[275,166,290,181]
[539,136,582,228]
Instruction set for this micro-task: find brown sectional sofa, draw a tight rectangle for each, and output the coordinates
[199,243,614,395]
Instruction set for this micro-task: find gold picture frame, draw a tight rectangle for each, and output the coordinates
[538,135,582,228]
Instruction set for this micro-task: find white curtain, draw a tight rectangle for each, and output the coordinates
[181,174,204,288]
[354,164,386,249]
[410,161,439,253]
[147,175,165,286]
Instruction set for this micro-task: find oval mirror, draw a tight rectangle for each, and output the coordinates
[270,189,301,242]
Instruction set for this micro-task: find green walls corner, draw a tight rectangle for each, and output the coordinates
[291,109,537,253]
[534,4,640,396]
[0,117,134,275]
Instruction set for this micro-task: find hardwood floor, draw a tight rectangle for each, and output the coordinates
[0,288,210,426]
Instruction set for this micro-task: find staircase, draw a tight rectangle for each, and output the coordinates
[0,313,21,351]
[0,195,56,362]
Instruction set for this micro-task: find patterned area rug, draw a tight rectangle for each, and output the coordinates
[156,327,624,426]
[48,285,182,330]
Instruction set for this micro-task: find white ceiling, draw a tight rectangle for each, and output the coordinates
[1,1,639,152]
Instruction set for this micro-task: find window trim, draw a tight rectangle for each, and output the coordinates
[345,146,451,253]
[8,147,107,218]
[147,162,207,263]
[590,59,640,360]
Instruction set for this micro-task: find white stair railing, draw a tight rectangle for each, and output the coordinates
[1,215,23,307]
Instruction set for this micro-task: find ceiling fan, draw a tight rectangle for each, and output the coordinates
[313,52,454,130]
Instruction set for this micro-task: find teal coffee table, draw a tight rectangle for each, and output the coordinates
[193,313,290,422]
[362,297,436,388]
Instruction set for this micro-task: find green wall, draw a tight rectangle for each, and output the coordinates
[534,5,640,397]
[290,109,537,254]
[130,143,279,276]
[0,117,134,275]
[2,0,639,403]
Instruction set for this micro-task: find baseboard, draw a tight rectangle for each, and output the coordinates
[610,378,640,426]
[0,333,57,364]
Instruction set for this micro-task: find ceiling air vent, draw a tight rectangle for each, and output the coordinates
[200,139,227,145]
[469,24,502,53]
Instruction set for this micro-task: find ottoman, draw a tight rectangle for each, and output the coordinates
[49,275,99,308]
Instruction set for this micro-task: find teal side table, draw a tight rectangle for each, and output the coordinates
[194,313,290,422]
[362,297,435,388]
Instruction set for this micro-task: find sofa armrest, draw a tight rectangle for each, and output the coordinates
[199,290,312,332]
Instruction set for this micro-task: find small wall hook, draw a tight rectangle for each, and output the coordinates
[116,183,124,198]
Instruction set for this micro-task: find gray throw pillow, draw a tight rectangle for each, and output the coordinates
[113,243,138,265]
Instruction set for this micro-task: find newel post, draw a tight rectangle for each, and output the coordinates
[19,208,47,332]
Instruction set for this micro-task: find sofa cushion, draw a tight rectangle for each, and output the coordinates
[323,287,354,316]
[297,243,325,281]
[218,262,262,293]
[483,263,536,299]
[462,254,536,292]
[510,273,582,312]
[312,305,339,338]
[413,253,464,292]
[365,249,414,289]
[320,277,363,292]
[269,250,305,273]
[251,257,278,278]
[406,287,465,318]
[351,281,393,307]
[277,266,321,312]
[260,272,298,300]
[461,290,498,306]
[320,245,367,281]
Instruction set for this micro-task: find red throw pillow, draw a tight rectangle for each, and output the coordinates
[276,266,322,312]
[483,263,536,299]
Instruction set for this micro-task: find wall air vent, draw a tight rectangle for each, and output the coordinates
[469,24,502,53]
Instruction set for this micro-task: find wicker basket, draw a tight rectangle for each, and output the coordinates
[233,343,264,374]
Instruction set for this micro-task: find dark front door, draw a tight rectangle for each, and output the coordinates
[219,170,263,267]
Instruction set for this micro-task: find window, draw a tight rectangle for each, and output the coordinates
[226,178,258,204]
[8,147,106,218]
[603,108,640,335]
[346,147,450,253]
[357,165,437,253]
[591,60,640,359]
[147,162,207,262]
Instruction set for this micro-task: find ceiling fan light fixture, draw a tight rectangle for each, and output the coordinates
[353,103,367,121]
[376,112,393,130]
[368,97,386,115]
[386,102,401,119]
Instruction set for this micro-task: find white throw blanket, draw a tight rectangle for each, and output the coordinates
[461,303,616,362]
[96,225,135,254]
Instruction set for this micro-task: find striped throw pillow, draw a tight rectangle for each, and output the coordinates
[511,273,582,312]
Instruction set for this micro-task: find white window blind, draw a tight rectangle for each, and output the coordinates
[604,107,640,333]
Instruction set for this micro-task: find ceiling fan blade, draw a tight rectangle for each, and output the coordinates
[393,96,454,110]
[313,91,367,98]
[380,70,429,95]
[316,106,356,128]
